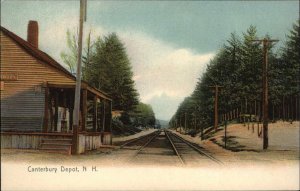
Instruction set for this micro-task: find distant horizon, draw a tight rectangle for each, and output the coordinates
[1,1,298,121]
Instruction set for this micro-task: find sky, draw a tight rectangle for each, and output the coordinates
[1,0,299,121]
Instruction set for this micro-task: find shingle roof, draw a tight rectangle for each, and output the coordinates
[1,26,76,79]
[0,26,111,100]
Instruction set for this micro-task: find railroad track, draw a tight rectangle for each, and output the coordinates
[119,130,161,149]
[165,130,223,165]
[130,130,182,166]
[119,130,163,164]
[116,129,222,166]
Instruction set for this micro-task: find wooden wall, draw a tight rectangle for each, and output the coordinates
[1,134,41,149]
[102,133,112,145]
[1,132,111,153]
[1,134,72,149]
[0,31,75,132]
[78,134,102,153]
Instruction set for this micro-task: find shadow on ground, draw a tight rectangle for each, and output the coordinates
[210,136,260,152]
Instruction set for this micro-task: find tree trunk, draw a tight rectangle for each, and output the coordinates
[254,100,257,117]
[277,104,280,121]
[296,96,299,121]
[282,96,285,121]
[287,97,290,123]
[272,103,275,122]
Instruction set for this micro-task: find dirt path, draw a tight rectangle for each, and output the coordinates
[1,124,299,190]
[171,121,299,166]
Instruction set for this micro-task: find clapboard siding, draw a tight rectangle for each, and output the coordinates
[1,134,72,149]
[0,31,75,132]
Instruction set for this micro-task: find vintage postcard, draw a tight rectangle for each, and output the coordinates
[1,0,299,190]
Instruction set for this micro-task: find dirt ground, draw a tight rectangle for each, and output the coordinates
[112,128,156,144]
[172,121,299,166]
[1,122,299,166]
[1,122,299,190]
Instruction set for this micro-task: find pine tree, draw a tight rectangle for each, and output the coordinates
[133,102,156,127]
[90,33,139,113]
[61,30,140,124]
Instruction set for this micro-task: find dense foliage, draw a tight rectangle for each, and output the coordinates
[61,31,155,127]
[86,33,139,112]
[170,21,299,130]
[132,102,156,127]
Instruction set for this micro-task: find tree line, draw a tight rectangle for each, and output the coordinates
[61,30,156,130]
[169,20,299,131]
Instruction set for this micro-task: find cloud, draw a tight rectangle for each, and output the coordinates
[146,93,184,121]
[118,32,214,120]
[39,14,107,67]
[38,15,214,121]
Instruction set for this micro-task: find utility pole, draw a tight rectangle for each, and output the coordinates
[194,114,197,130]
[251,38,278,150]
[224,119,227,148]
[72,0,87,154]
[179,115,182,134]
[184,112,187,133]
[210,85,223,132]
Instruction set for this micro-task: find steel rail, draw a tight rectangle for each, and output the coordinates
[134,131,161,156]
[128,130,161,162]
[164,130,185,164]
[119,130,159,149]
[167,130,223,165]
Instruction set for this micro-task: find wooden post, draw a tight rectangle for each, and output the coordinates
[282,96,285,121]
[214,87,218,131]
[233,109,235,119]
[287,98,290,122]
[93,95,97,132]
[43,83,49,132]
[69,92,74,132]
[262,39,269,148]
[257,122,260,137]
[109,100,113,145]
[62,90,67,132]
[81,89,87,132]
[201,123,204,140]
[54,91,58,132]
[179,115,182,134]
[184,112,187,133]
[224,120,227,148]
[72,0,87,155]
[296,95,298,121]
[251,38,278,149]
[254,100,257,117]
[210,85,223,131]
[102,100,106,132]
[244,99,247,126]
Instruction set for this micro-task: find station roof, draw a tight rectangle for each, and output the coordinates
[0,26,111,101]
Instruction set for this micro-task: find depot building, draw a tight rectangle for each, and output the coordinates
[0,21,113,154]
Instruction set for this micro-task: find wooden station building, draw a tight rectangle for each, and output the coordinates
[0,21,113,154]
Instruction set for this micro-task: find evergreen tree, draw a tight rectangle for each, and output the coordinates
[133,102,156,127]
[280,20,299,97]
[170,25,291,131]
[61,31,140,125]
[90,33,139,113]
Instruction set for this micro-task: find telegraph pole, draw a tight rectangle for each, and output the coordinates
[72,0,87,154]
[179,115,182,134]
[251,38,278,150]
[210,85,223,131]
[184,112,187,133]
